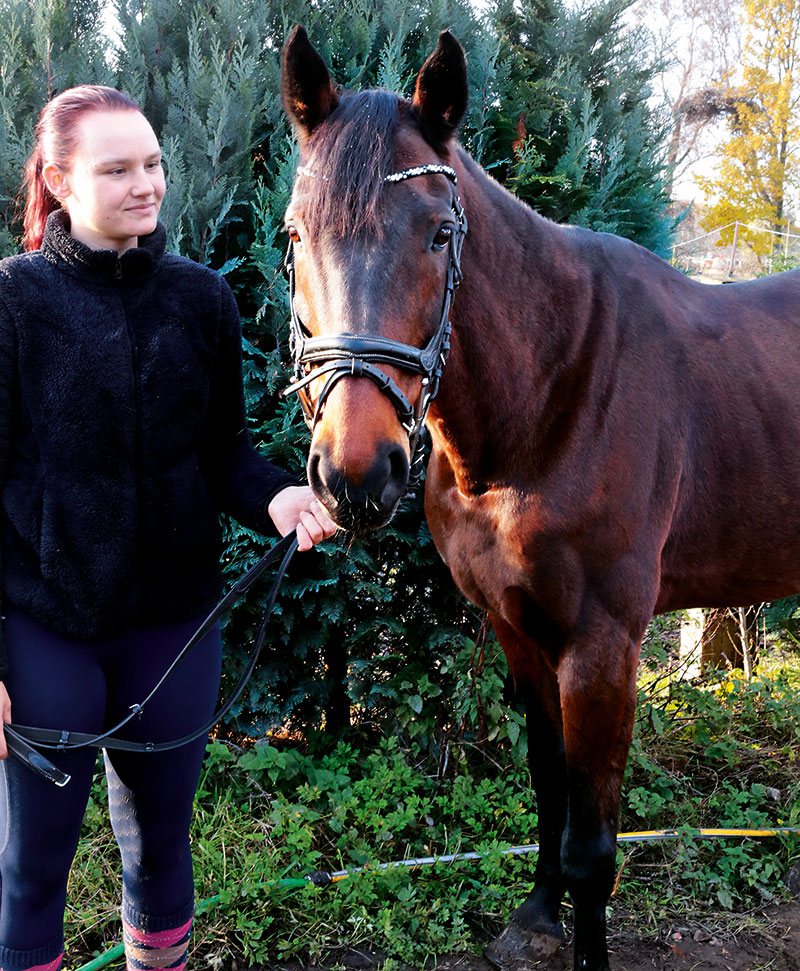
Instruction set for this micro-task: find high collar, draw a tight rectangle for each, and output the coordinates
[40,209,167,285]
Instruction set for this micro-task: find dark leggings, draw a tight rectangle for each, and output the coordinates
[0,609,222,967]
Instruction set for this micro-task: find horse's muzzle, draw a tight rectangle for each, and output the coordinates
[308,439,409,532]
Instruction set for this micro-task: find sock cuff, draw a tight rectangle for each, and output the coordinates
[121,895,194,933]
[0,945,63,971]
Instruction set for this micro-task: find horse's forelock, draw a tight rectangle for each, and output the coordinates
[301,90,401,237]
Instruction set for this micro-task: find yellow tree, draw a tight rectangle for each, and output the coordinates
[699,0,800,255]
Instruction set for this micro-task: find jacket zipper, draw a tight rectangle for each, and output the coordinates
[120,295,142,610]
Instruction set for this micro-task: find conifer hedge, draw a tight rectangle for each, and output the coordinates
[0,0,674,742]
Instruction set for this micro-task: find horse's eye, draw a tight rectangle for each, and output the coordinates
[287,226,301,244]
[432,226,453,251]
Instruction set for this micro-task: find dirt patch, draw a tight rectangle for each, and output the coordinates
[608,900,800,971]
[253,899,800,971]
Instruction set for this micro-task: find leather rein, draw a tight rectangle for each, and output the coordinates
[6,533,298,787]
[281,163,467,484]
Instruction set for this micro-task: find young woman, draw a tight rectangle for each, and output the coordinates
[0,86,335,971]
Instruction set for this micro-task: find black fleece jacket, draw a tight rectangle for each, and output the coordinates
[0,210,296,678]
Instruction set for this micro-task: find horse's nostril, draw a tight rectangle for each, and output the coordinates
[307,440,408,530]
[387,444,407,481]
[380,444,409,506]
[307,446,340,508]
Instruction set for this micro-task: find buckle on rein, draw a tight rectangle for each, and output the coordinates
[281,164,467,485]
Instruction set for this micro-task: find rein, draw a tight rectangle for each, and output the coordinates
[6,532,299,787]
[281,164,467,484]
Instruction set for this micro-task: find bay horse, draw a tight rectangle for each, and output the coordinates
[280,26,800,971]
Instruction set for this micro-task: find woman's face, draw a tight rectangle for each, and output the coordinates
[44,109,166,254]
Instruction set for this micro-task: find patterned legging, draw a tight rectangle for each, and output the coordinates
[0,609,222,970]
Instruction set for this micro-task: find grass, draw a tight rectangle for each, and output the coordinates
[63,619,800,969]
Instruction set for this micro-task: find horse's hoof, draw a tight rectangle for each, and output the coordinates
[485,919,565,969]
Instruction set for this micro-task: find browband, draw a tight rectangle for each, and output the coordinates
[296,163,458,185]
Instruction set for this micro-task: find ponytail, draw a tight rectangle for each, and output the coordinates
[21,144,60,252]
[21,86,141,252]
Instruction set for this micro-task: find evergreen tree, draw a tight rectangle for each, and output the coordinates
[114,0,277,263]
[489,0,674,254]
[0,0,110,256]
[223,0,500,742]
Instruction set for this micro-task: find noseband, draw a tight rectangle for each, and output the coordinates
[282,164,467,484]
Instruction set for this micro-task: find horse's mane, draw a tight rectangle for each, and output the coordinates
[300,90,401,238]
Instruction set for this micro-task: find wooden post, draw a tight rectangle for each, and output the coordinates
[680,607,748,673]
[727,221,740,277]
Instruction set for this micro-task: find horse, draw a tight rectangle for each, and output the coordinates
[279,26,800,971]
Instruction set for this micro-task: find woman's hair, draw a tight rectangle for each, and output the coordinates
[22,85,141,251]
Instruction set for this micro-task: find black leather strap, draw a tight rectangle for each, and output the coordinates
[298,334,432,372]
[8,532,298,775]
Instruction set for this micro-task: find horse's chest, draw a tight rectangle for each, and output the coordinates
[426,495,497,608]
[424,461,530,614]
[423,451,599,640]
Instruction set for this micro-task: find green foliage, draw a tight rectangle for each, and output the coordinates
[763,595,800,647]
[114,0,278,262]
[621,628,800,920]
[64,640,800,965]
[0,0,677,740]
[66,714,537,964]
[488,0,674,254]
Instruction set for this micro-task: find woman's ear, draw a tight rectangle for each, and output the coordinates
[281,25,339,144]
[411,31,468,150]
[41,162,70,201]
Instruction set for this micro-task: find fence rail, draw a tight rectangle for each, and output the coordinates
[671,220,800,280]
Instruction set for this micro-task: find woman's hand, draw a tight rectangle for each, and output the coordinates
[267,486,338,551]
[0,682,11,759]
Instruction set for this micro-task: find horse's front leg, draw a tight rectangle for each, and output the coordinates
[558,615,641,971]
[485,613,568,968]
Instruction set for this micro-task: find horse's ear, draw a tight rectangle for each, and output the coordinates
[281,25,339,143]
[412,31,468,148]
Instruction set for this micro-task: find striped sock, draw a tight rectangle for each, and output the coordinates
[122,918,192,971]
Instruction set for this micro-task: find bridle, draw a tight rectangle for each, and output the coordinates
[282,163,467,484]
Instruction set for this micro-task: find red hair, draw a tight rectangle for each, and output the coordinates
[22,86,142,252]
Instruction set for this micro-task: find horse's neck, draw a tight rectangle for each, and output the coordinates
[429,152,596,491]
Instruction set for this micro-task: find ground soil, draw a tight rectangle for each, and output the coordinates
[254,898,800,971]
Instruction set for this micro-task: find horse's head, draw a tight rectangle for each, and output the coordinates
[281,26,468,532]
